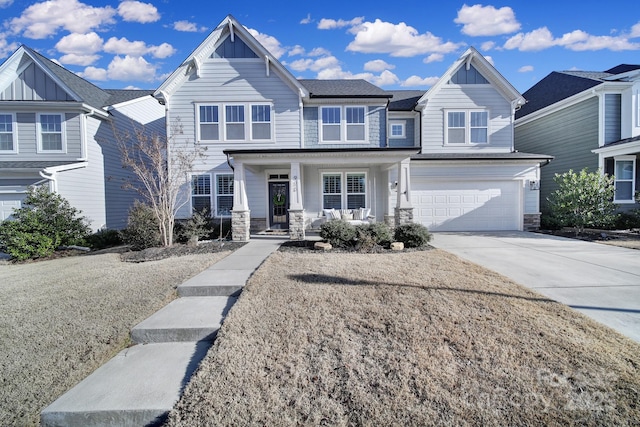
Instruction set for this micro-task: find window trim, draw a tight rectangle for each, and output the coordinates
[320,170,368,210]
[190,173,212,215]
[613,156,636,203]
[0,113,17,153]
[214,173,234,217]
[444,109,489,145]
[319,106,368,144]
[195,102,274,143]
[36,113,66,153]
[389,121,406,139]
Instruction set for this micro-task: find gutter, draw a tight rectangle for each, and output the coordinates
[38,162,88,192]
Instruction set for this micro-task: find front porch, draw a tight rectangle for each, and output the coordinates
[594,136,640,211]
[224,147,419,241]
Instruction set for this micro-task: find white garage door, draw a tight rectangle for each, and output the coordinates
[412,180,521,231]
[0,194,24,221]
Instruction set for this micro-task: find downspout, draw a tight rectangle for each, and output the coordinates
[79,108,101,161]
[385,98,390,147]
[226,152,235,171]
[39,169,57,192]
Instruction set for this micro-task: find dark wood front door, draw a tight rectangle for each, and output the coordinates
[269,182,289,229]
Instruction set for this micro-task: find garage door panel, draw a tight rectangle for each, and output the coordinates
[0,194,25,221]
[412,180,520,231]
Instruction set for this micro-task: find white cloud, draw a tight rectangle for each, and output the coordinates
[308,47,331,57]
[78,66,107,81]
[8,0,116,39]
[123,85,141,90]
[401,75,439,87]
[317,17,364,30]
[288,45,305,56]
[103,37,175,58]
[519,65,534,72]
[315,66,399,87]
[117,1,160,23]
[173,20,206,32]
[107,55,156,81]
[484,55,494,66]
[0,0,14,7]
[631,22,640,38]
[364,59,395,72]
[346,19,462,57]
[246,28,285,59]
[300,14,312,25]
[481,41,496,51]
[289,56,340,72]
[423,53,444,64]
[505,26,640,51]
[455,4,520,36]
[0,35,19,59]
[59,53,100,65]
[55,32,103,54]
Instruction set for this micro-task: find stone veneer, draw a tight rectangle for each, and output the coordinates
[231,210,250,241]
[523,213,541,231]
[288,209,305,240]
[395,207,414,227]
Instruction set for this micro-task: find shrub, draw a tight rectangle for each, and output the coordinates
[614,210,640,230]
[0,186,90,260]
[85,228,122,250]
[540,213,564,230]
[175,210,211,243]
[353,222,393,252]
[320,220,356,248]
[120,201,161,250]
[547,168,616,235]
[394,223,432,248]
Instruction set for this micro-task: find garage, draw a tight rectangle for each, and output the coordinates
[0,193,25,221]
[411,180,521,231]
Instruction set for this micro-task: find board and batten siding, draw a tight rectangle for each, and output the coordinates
[604,93,622,144]
[303,105,386,148]
[7,112,82,160]
[0,62,73,102]
[421,85,514,152]
[515,97,599,209]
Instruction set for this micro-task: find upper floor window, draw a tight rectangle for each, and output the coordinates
[197,103,273,142]
[445,110,488,145]
[37,113,65,152]
[614,156,636,203]
[389,121,406,139]
[320,106,367,143]
[0,114,16,152]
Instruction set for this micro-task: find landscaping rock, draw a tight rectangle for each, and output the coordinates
[314,242,332,251]
[390,242,404,251]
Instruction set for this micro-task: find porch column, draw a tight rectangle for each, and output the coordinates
[231,161,250,241]
[288,162,305,240]
[395,158,414,227]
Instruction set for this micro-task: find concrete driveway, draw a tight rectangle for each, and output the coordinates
[430,231,640,343]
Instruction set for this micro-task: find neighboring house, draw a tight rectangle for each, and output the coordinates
[154,15,551,241]
[0,45,165,230]
[515,65,640,213]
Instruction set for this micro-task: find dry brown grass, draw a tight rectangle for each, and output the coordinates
[168,249,640,427]
[0,249,232,426]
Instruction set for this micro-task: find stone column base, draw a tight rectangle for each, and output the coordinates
[231,210,251,241]
[288,209,305,240]
[384,214,395,228]
[395,207,414,227]
[523,213,541,231]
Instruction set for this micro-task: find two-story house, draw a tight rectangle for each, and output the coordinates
[155,15,551,241]
[0,45,165,230]
[515,65,640,214]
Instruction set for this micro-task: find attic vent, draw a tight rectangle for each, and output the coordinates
[450,64,489,84]
[213,35,259,59]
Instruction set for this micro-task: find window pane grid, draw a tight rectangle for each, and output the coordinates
[251,105,270,122]
[322,107,341,124]
[346,107,364,124]
[200,106,218,123]
[191,174,211,214]
[0,115,12,151]
[216,174,234,216]
[225,105,245,123]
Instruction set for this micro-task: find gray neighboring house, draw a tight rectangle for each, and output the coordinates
[0,45,165,230]
[515,65,640,213]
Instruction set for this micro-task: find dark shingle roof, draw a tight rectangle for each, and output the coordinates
[604,64,640,74]
[104,89,154,105]
[386,90,425,111]
[299,79,392,98]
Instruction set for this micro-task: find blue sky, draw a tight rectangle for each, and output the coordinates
[0,0,638,93]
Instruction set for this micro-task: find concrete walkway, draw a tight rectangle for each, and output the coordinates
[41,236,285,427]
[430,231,640,343]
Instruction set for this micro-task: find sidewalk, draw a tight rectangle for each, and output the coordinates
[41,236,285,427]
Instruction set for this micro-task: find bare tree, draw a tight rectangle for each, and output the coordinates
[114,117,205,246]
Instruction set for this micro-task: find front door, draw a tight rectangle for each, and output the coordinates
[269,181,289,229]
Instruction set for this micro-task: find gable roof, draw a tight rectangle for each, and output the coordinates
[299,79,391,99]
[155,15,308,103]
[417,47,524,108]
[516,64,640,119]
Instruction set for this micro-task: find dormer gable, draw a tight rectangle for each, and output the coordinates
[449,64,489,85]
[213,34,259,59]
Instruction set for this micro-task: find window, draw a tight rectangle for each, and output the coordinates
[389,121,405,139]
[38,114,64,152]
[320,106,367,143]
[191,174,211,214]
[614,156,636,203]
[0,114,16,152]
[216,174,234,216]
[225,105,245,140]
[199,105,219,141]
[322,172,367,209]
[251,105,271,140]
[446,110,488,144]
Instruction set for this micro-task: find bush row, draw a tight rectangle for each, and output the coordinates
[319,220,431,251]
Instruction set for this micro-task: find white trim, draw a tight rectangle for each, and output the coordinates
[388,120,406,139]
[613,155,636,203]
[189,172,213,215]
[214,172,234,217]
[320,169,368,210]
[319,105,368,144]
[36,112,67,153]
[443,109,490,145]
[0,112,18,154]
[195,102,275,143]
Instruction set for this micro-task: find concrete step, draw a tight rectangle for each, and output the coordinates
[41,341,210,427]
[131,296,236,343]
[177,269,252,297]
